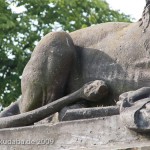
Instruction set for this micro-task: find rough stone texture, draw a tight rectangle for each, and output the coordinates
[2,2,150,131]
[61,106,119,121]
[0,80,108,129]
[0,115,150,150]
[118,87,150,132]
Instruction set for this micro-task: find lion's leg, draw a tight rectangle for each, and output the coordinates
[19,32,75,113]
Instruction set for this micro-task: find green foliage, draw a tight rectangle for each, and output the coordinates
[0,0,131,107]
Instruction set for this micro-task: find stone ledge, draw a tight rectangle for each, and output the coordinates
[0,115,150,150]
[62,106,119,121]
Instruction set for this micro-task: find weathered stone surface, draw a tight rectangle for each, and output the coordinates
[62,106,119,121]
[118,88,150,132]
[0,115,150,150]
[0,80,108,129]
[2,1,150,132]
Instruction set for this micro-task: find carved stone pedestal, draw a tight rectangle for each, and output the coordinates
[0,114,150,150]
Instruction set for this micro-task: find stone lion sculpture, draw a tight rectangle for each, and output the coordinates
[0,0,150,131]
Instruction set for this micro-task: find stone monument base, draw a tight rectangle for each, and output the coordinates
[0,114,150,150]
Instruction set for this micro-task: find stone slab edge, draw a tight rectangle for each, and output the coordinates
[0,115,150,150]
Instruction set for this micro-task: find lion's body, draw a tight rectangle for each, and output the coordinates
[19,20,150,111]
[1,2,150,129]
[67,22,150,102]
